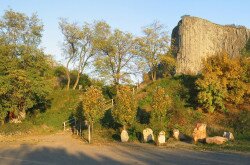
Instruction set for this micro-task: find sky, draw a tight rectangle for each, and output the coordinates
[1,0,250,64]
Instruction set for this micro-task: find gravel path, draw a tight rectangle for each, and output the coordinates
[0,132,249,165]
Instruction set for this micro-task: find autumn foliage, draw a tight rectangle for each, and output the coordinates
[150,87,171,133]
[196,52,249,113]
[112,86,137,129]
[82,86,106,124]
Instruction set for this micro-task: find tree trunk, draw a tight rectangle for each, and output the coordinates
[72,71,80,90]
[66,60,71,90]
[151,70,156,81]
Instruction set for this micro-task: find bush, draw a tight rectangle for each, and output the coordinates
[112,86,137,130]
[150,86,171,134]
[196,52,248,113]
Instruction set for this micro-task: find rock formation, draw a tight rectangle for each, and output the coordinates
[172,16,250,74]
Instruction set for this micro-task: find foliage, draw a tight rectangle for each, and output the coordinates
[59,19,95,90]
[241,38,250,58]
[82,86,106,124]
[233,110,250,135]
[196,52,248,113]
[150,86,171,134]
[93,21,138,85]
[136,21,170,81]
[0,10,53,122]
[112,86,137,129]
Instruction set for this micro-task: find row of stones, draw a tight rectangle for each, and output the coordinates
[121,123,234,145]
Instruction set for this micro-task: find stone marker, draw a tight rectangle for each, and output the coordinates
[173,129,180,140]
[158,131,166,145]
[121,130,129,142]
[143,128,154,142]
[193,123,207,143]
[223,132,234,141]
[206,136,228,145]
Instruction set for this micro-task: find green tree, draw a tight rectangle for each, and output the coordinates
[59,19,95,90]
[112,86,137,130]
[150,87,171,134]
[93,21,138,86]
[0,10,52,122]
[136,21,170,81]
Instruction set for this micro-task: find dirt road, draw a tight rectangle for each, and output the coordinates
[0,132,249,165]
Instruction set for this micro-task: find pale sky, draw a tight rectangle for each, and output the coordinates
[1,0,249,64]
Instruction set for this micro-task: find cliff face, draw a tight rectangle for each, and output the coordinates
[172,16,250,74]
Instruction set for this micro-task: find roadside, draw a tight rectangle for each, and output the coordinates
[0,131,249,165]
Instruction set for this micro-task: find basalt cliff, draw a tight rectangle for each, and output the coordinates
[172,16,250,74]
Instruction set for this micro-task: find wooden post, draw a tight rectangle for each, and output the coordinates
[63,122,66,131]
[80,121,82,137]
[111,99,114,106]
[88,124,91,143]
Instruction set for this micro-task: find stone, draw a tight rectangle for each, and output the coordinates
[206,136,228,145]
[173,129,180,140]
[121,130,129,142]
[157,131,166,144]
[223,132,234,141]
[143,128,154,142]
[193,123,207,143]
[172,16,250,74]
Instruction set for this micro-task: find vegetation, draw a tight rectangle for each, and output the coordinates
[150,87,171,134]
[112,86,137,130]
[0,9,249,152]
[0,10,53,123]
[196,52,249,113]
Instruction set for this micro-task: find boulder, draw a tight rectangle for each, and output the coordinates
[223,132,234,141]
[193,123,207,143]
[206,136,228,145]
[143,128,154,142]
[157,131,166,144]
[121,130,129,142]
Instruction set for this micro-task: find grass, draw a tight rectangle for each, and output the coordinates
[195,140,250,152]
[0,89,82,135]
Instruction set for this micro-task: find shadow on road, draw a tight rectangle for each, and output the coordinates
[0,143,249,165]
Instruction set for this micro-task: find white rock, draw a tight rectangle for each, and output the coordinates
[121,130,129,142]
[223,132,234,141]
[173,129,180,140]
[143,128,154,142]
[158,131,166,144]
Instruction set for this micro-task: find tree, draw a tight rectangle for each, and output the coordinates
[0,10,52,122]
[136,21,170,81]
[112,86,137,130]
[93,21,138,86]
[196,52,248,113]
[59,19,82,90]
[59,19,95,90]
[82,86,106,142]
[150,87,171,134]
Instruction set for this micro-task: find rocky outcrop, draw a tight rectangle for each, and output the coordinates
[172,16,250,74]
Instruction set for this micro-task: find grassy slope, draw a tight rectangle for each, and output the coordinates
[0,90,81,135]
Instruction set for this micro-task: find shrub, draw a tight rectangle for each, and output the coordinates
[150,86,171,134]
[196,52,248,113]
[112,86,137,130]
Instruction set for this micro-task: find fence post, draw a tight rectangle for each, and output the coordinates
[88,124,91,143]
[111,99,114,106]
[63,122,66,131]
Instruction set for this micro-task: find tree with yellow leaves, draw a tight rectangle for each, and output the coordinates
[112,86,137,130]
[196,52,248,113]
[150,86,171,134]
[82,86,105,143]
